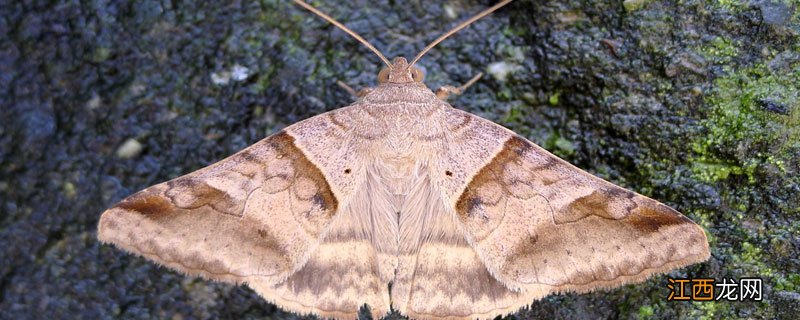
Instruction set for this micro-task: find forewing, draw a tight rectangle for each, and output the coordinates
[98,105,392,317]
[450,112,710,297]
[98,131,338,284]
[396,108,711,319]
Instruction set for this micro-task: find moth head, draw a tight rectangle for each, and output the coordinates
[378,57,425,84]
[293,0,511,86]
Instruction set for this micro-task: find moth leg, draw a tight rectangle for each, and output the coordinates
[435,72,483,100]
[336,80,373,98]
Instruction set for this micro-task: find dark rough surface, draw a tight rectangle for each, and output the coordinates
[1,0,798,319]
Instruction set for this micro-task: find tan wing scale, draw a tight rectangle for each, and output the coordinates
[385,108,711,319]
[440,110,710,317]
[98,124,391,318]
[97,1,713,318]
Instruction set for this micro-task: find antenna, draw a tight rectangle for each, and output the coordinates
[292,0,393,68]
[409,0,513,68]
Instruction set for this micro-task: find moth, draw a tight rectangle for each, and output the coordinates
[98,0,710,319]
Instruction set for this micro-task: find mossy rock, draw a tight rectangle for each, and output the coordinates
[1,0,797,318]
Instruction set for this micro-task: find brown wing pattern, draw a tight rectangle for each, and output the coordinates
[387,107,710,320]
[97,131,338,288]
[454,132,710,300]
[99,94,710,319]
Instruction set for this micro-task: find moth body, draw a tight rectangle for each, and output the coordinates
[97,2,710,319]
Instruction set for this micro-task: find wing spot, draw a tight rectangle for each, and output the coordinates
[165,179,243,217]
[626,204,691,233]
[455,136,531,219]
[445,170,453,176]
[115,192,174,216]
[344,168,351,174]
[269,132,339,214]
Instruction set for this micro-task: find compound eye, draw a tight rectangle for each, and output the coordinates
[411,67,424,82]
[378,68,390,83]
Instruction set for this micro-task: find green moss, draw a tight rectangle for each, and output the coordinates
[697,37,739,64]
[636,305,654,318]
[690,160,755,183]
[501,103,538,140]
[729,242,775,280]
[545,133,576,157]
[553,137,576,155]
[497,87,514,101]
[741,242,764,265]
[623,0,652,12]
[775,273,800,291]
[690,61,800,182]
[548,92,560,106]
[688,209,717,243]
[502,103,525,124]
[712,0,745,11]
[501,25,526,39]
[694,301,728,320]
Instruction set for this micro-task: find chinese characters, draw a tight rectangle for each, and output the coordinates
[666,277,762,301]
